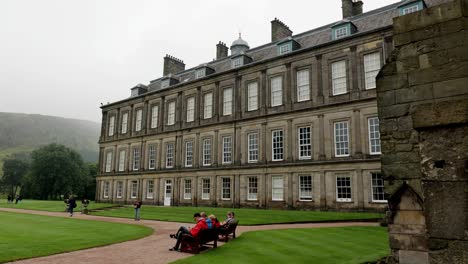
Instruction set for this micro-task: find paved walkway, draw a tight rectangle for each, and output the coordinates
[0,208,379,264]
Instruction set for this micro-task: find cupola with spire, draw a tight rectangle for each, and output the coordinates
[230,33,250,56]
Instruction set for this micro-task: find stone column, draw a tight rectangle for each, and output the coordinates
[213,130,219,166]
[158,138,163,170]
[315,54,324,104]
[353,109,362,158]
[261,122,268,164]
[235,126,242,166]
[195,133,200,168]
[350,45,360,100]
[235,76,242,119]
[160,96,165,132]
[287,119,293,162]
[319,172,326,209]
[285,63,292,110]
[260,70,267,115]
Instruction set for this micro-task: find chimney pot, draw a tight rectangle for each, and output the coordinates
[342,0,364,19]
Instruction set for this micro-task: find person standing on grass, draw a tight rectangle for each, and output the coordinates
[133,200,142,221]
[7,194,12,204]
[68,196,77,217]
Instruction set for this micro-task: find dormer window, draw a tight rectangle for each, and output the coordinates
[231,54,252,69]
[335,26,349,39]
[398,0,425,15]
[131,89,139,97]
[232,57,242,68]
[279,44,291,55]
[196,69,206,79]
[276,37,300,56]
[195,65,215,79]
[331,21,357,40]
[161,79,170,89]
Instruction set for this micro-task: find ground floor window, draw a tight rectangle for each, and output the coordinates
[184,179,192,200]
[103,181,110,198]
[371,173,386,202]
[272,176,284,201]
[336,174,352,202]
[299,175,312,201]
[202,178,210,200]
[131,181,138,199]
[146,180,154,199]
[222,178,231,200]
[116,181,123,198]
[247,177,258,201]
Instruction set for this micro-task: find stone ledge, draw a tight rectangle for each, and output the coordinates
[411,98,468,128]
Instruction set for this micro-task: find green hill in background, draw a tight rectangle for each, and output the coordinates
[0,112,100,175]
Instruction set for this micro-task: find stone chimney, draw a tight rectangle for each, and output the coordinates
[342,0,364,19]
[163,54,185,76]
[271,18,292,42]
[216,41,229,60]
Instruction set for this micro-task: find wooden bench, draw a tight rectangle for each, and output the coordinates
[179,228,219,254]
[218,220,238,242]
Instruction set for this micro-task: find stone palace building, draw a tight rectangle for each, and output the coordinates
[96,0,445,211]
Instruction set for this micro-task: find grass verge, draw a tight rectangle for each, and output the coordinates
[171,226,389,264]
[92,205,383,225]
[0,199,116,212]
[0,211,153,263]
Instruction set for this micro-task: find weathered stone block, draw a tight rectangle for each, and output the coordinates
[395,85,433,104]
[389,224,426,235]
[394,211,426,226]
[433,77,468,98]
[408,61,468,87]
[382,163,422,179]
[423,181,467,240]
[377,73,409,92]
[378,90,396,106]
[397,57,420,73]
[381,104,410,119]
[381,118,398,133]
[429,240,468,264]
[399,250,429,264]
[411,98,468,128]
[396,143,414,152]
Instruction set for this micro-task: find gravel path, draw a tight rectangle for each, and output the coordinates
[0,207,379,264]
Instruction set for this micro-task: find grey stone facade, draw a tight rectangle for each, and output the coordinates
[97,0,450,211]
[376,0,468,263]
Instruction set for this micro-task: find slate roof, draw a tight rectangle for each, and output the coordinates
[142,0,446,93]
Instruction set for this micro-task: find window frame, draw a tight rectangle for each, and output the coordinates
[167,101,176,126]
[132,147,140,171]
[272,129,284,161]
[247,133,259,163]
[185,140,194,167]
[202,138,212,166]
[247,177,258,201]
[371,172,387,203]
[296,69,310,102]
[202,178,210,200]
[279,43,291,55]
[108,115,115,137]
[195,68,206,79]
[336,174,352,202]
[165,143,174,168]
[150,105,159,129]
[183,179,192,200]
[334,25,349,39]
[272,176,284,201]
[121,112,128,134]
[161,79,170,89]
[130,180,138,199]
[299,175,313,201]
[203,92,213,119]
[331,60,347,96]
[105,151,112,173]
[298,126,312,160]
[334,121,350,157]
[186,97,195,123]
[247,81,259,111]
[368,117,381,155]
[232,57,242,68]
[221,177,231,200]
[148,144,156,170]
[270,76,283,107]
[135,109,143,132]
[363,52,381,90]
[222,136,233,164]
[116,181,123,199]
[146,180,154,199]
[103,181,110,198]
[223,88,233,116]
[118,149,125,172]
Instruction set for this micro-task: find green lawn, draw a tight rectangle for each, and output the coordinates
[172,226,389,264]
[0,211,153,263]
[92,205,383,225]
[0,199,116,212]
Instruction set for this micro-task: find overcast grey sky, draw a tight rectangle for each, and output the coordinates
[0,0,398,123]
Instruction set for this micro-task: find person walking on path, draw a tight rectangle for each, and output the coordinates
[134,200,142,221]
[68,196,77,217]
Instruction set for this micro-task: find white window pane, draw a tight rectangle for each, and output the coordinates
[121,113,128,134]
[204,93,213,119]
[271,76,283,107]
[151,106,159,128]
[222,178,231,200]
[167,102,176,125]
[272,130,284,161]
[203,139,212,166]
[185,141,193,167]
[222,136,232,164]
[223,88,233,116]
[186,97,195,122]
[297,70,310,102]
[247,177,258,201]
[105,151,112,172]
[298,126,312,159]
[108,116,115,136]
[332,61,347,95]
[135,109,142,132]
[334,121,350,157]
[248,133,259,163]
[368,117,381,154]
[133,148,140,171]
[335,26,348,39]
[336,174,352,202]
[299,175,313,201]
[364,52,381,90]
[148,145,156,169]
[202,178,210,200]
[166,143,174,168]
[272,176,284,201]
[371,173,386,202]
[118,150,125,172]
[184,179,192,200]
[247,82,258,111]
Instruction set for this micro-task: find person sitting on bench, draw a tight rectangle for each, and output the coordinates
[220,211,236,227]
[169,212,207,251]
[209,214,221,228]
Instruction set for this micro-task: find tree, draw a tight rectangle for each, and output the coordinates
[78,163,97,199]
[29,143,87,199]
[1,157,29,196]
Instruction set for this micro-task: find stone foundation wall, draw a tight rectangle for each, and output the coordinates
[377,0,468,263]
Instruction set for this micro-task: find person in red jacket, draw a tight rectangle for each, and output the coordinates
[169,212,207,251]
